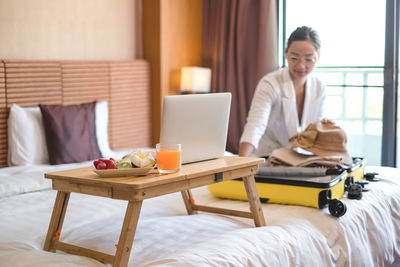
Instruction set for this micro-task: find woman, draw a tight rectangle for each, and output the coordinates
[239,26,326,157]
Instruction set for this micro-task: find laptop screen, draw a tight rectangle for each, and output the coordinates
[160,93,231,164]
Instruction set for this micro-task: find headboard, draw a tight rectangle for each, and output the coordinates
[0,59,152,167]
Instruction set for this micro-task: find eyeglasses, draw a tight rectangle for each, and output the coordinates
[287,55,317,65]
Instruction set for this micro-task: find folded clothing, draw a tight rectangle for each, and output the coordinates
[289,121,353,166]
[258,166,329,177]
[266,148,349,168]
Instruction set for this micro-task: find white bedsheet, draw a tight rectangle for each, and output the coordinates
[0,160,399,267]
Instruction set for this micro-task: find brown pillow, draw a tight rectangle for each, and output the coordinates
[39,102,102,165]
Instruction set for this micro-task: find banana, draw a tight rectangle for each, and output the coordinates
[128,150,155,168]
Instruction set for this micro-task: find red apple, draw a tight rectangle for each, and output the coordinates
[95,161,107,170]
[106,162,117,169]
[93,160,100,168]
[99,159,113,165]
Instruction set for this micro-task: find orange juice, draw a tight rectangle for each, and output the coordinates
[156,149,181,173]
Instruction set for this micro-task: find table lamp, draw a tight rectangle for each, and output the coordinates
[180,67,212,93]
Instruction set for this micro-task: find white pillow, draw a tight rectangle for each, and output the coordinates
[7,104,49,165]
[95,101,112,157]
[7,101,111,166]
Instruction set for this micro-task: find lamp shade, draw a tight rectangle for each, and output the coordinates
[180,67,212,93]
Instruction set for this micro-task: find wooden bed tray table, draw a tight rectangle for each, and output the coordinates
[43,156,266,267]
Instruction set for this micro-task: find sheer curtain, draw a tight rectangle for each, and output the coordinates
[202,0,278,154]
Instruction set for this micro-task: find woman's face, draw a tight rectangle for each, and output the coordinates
[285,40,318,81]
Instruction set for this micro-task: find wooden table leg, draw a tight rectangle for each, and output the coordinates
[113,200,143,267]
[243,175,266,227]
[43,191,70,252]
[181,190,198,215]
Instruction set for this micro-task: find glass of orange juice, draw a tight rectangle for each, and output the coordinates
[156,143,181,174]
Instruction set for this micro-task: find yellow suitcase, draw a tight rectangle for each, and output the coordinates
[346,157,366,182]
[209,167,345,204]
[208,158,366,217]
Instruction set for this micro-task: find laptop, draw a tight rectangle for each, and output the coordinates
[160,92,232,164]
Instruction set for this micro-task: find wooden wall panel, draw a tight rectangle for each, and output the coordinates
[143,0,161,146]
[0,62,6,167]
[143,0,202,145]
[109,60,152,150]
[61,62,109,105]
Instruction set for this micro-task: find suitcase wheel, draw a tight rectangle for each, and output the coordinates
[364,172,380,182]
[347,184,363,200]
[328,199,347,217]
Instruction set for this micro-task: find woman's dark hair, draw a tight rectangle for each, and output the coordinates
[285,26,321,56]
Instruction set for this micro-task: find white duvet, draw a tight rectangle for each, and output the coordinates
[0,159,399,267]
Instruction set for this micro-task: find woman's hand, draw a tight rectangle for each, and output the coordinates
[321,118,334,124]
[238,142,255,157]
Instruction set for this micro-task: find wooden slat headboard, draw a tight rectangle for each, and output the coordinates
[62,61,109,105]
[4,61,62,106]
[0,59,152,167]
[108,61,152,150]
[0,62,6,165]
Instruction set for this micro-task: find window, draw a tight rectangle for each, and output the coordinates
[280,0,389,166]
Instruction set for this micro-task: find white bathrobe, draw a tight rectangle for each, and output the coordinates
[240,67,326,157]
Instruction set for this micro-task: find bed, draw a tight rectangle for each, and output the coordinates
[0,59,400,267]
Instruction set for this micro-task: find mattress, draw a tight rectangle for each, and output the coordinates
[0,155,399,266]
